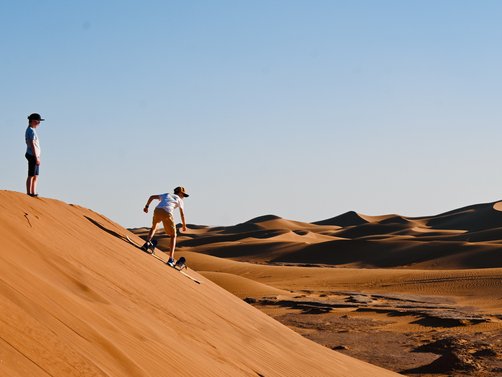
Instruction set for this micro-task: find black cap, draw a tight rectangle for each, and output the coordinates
[28,113,45,121]
[174,186,189,197]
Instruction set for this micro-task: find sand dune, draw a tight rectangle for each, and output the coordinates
[314,210,369,227]
[172,251,502,307]
[199,271,289,299]
[169,250,502,374]
[0,191,401,377]
[421,202,502,231]
[174,200,502,269]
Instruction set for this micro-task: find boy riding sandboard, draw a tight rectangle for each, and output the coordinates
[142,186,189,267]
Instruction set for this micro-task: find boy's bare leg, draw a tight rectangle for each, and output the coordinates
[147,223,159,242]
[169,235,176,260]
[31,176,38,195]
[26,176,38,195]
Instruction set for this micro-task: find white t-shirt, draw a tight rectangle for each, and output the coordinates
[25,127,41,157]
[156,193,184,214]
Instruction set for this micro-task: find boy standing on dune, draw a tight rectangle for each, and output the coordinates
[25,113,44,197]
[141,186,189,266]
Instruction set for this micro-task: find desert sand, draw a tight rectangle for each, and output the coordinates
[0,190,401,377]
[129,201,502,376]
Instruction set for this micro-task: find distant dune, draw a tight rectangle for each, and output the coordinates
[0,191,400,377]
[174,201,502,269]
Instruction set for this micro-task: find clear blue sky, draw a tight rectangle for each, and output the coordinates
[2,1,502,227]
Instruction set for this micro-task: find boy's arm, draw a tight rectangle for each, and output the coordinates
[143,195,160,213]
[179,207,187,231]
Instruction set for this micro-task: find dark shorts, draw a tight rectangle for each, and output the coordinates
[25,153,40,176]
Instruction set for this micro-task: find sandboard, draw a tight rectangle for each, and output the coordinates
[126,236,201,284]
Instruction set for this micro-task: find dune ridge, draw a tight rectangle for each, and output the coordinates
[0,191,400,377]
[174,201,502,269]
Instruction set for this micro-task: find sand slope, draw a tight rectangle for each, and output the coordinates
[0,191,400,377]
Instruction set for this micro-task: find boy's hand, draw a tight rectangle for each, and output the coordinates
[143,206,149,213]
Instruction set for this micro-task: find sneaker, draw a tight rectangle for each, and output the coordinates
[141,241,152,252]
[150,240,158,252]
[175,257,186,270]
[167,258,175,267]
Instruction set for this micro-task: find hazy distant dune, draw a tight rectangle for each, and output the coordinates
[175,200,502,269]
